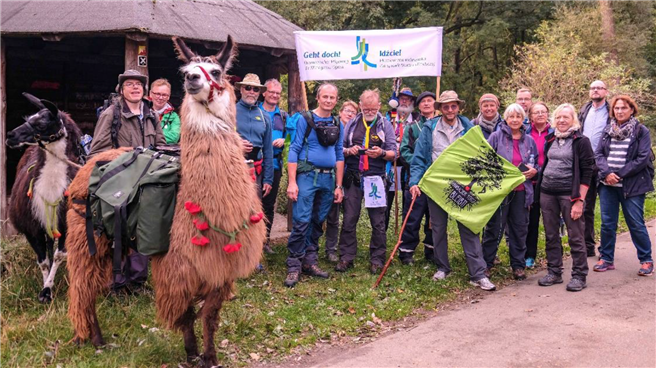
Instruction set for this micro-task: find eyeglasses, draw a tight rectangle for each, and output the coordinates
[124,82,143,88]
[266,91,281,96]
[590,87,606,91]
[243,86,261,93]
[441,104,459,111]
[361,109,378,114]
[151,92,170,99]
[531,111,548,116]
[342,109,357,115]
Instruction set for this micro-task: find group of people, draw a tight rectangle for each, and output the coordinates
[89,68,654,294]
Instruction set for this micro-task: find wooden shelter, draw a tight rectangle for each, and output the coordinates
[0,0,305,236]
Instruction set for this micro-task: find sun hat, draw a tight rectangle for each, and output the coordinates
[434,90,465,110]
[235,73,267,92]
[116,69,148,93]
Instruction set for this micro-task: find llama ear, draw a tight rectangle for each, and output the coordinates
[216,35,237,72]
[23,92,46,111]
[41,99,60,119]
[172,37,196,63]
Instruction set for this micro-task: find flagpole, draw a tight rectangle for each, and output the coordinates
[436,76,441,97]
[373,195,416,289]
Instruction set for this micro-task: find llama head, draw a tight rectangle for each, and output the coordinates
[6,93,66,149]
[174,36,237,102]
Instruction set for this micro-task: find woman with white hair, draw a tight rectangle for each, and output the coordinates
[482,103,538,281]
[537,103,595,292]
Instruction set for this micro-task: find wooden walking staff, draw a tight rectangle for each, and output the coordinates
[373,195,416,289]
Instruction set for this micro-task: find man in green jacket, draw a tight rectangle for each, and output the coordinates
[150,78,181,144]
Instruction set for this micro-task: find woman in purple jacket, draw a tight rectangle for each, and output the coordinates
[482,104,539,281]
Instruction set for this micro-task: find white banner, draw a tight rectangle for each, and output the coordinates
[294,27,442,81]
[363,176,387,208]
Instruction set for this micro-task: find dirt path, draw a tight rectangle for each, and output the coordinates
[262,220,655,368]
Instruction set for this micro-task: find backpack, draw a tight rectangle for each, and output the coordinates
[85,147,180,277]
[301,111,340,147]
[96,94,158,149]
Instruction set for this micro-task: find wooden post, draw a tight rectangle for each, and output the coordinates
[1,39,8,237]
[285,55,306,232]
[124,33,148,77]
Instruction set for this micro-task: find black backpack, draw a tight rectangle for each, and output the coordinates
[301,111,340,147]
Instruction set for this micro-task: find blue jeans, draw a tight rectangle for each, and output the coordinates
[286,171,335,272]
[599,185,653,264]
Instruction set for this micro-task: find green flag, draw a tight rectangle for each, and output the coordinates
[418,126,525,234]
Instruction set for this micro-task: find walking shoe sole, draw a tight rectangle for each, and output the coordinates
[638,271,654,276]
[593,265,615,272]
[566,284,587,292]
[538,279,563,286]
[469,281,496,291]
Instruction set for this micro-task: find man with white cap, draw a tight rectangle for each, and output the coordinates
[409,90,496,291]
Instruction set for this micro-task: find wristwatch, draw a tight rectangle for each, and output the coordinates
[336,185,344,191]
[577,199,586,206]
[379,149,387,158]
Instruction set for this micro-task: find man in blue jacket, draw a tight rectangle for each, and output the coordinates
[409,90,496,291]
[236,74,273,198]
[259,78,289,254]
[285,83,344,288]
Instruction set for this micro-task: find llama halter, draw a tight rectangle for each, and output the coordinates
[196,65,223,103]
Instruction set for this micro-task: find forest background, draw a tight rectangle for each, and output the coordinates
[258,1,656,128]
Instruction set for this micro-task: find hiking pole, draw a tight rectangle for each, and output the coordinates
[373,195,417,289]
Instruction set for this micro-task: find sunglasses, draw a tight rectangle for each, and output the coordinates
[243,86,261,93]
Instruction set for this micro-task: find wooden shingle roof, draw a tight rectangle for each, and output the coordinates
[1,0,301,51]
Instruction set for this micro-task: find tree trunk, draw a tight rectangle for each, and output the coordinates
[599,0,619,66]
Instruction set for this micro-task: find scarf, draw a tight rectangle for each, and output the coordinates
[476,113,499,133]
[608,116,638,141]
[554,126,578,146]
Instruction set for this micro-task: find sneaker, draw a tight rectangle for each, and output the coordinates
[470,277,496,291]
[638,262,654,276]
[593,259,615,272]
[432,270,449,281]
[263,241,274,254]
[566,277,587,292]
[302,264,329,279]
[327,253,339,263]
[369,264,383,275]
[513,268,527,281]
[334,260,354,272]
[284,272,300,288]
[525,258,535,269]
[538,272,563,286]
[586,248,596,257]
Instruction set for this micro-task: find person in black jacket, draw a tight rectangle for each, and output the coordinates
[593,95,654,277]
[537,103,595,292]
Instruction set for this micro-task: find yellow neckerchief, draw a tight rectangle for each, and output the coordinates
[361,114,378,171]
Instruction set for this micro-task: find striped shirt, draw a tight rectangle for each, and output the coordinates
[606,137,630,187]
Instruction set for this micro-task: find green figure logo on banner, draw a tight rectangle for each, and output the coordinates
[368,182,382,200]
[351,36,377,71]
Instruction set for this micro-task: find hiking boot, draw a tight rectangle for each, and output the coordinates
[525,258,535,269]
[493,256,501,265]
[263,241,274,254]
[400,258,415,266]
[470,277,496,291]
[432,270,449,281]
[335,260,353,272]
[327,253,339,263]
[566,277,587,292]
[513,268,527,281]
[538,272,563,286]
[284,272,300,288]
[369,264,383,275]
[586,247,596,257]
[638,262,654,276]
[593,259,615,272]
[302,264,329,279]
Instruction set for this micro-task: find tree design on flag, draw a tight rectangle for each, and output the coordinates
[443,145,507,210]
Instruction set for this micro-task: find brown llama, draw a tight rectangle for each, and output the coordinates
[65,36,264,366]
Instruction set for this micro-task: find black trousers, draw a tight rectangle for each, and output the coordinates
[398,190,433,261]
[262,169,283,240]
[584,172,599,252]
[481,191,528,270]
[526,182,541,260]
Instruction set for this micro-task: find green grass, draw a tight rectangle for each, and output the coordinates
[2,188,655,367]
